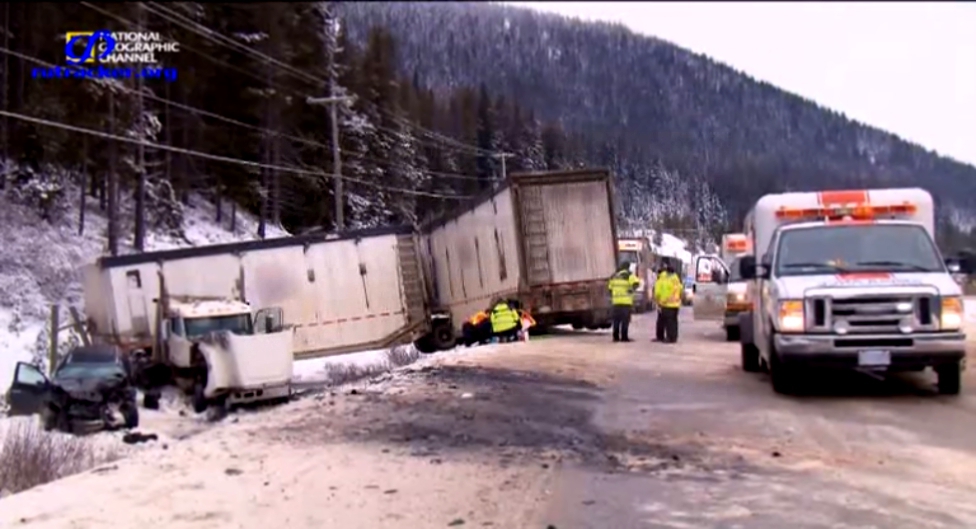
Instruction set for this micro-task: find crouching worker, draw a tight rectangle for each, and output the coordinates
[490,298,520,343]
[507,299,536,342]
[462,309,493,347]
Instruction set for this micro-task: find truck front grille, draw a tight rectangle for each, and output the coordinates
[805,294,938,334]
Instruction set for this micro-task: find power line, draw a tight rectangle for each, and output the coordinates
[0,45,493,184]
[87,2,502,161]
[142,1,504,158]
[0,109,470,200]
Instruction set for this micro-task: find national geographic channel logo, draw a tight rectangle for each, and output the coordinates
[65,30,179,65]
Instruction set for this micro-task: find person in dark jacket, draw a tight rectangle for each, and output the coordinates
[461,308,493,347]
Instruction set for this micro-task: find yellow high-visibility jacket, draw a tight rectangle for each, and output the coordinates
[490,303,519,333]
[608,270,640,306]
[654,272,683,309]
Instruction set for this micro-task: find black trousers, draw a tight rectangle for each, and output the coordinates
[462,320,493,346]
[494,327,520,343]
[611,305,632,341]
[656,307,679,342]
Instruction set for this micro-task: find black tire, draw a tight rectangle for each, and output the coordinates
[192,380,209,414]
[741,343,761,373]
[41,408,58,432]
[143,391,160,410]
[769,337,797,395]
[572,322,585,330]
[122,402,139,429]
[431,323,457,351]
[725,325,740,342]
[937,362,962,395]
[414,335,438,354]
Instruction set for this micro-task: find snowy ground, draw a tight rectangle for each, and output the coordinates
[0,175,288,392]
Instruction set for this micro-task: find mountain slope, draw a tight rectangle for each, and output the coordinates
[336,1,976,229]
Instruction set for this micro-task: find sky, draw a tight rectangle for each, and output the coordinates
[505,2,976,167]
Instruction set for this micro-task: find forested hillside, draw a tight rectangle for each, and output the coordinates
[2,2,976,253]
[0,2,573,254]
[336,1,976,248]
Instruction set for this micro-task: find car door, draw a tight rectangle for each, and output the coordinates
[693,254,730,321]
[6,362,51,416]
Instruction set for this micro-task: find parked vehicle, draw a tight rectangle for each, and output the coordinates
[617,237,652,312]
[6,345,139,434]
[421,169,619,332]
[736,188,967,394]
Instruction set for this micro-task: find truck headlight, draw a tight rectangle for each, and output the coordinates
[727,292,747,304]
[941,296,963,330]
[778,300,805,333]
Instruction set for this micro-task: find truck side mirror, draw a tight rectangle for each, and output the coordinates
[740,256,757,280]
[264,314,274,333]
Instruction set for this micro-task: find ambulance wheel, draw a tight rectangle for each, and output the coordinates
[936,361,962,395]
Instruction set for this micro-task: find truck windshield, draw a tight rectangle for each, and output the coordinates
[184,314,254,337]
[618,250,639,267]
[775,224,945,276]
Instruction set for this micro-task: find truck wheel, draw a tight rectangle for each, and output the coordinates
[192,380,209,414]
[936,362,962,395]
[741,343,760,373]
[572,322,584,330]
[725,326,740,342]
[414,335,437,354]
[769,335,797,395]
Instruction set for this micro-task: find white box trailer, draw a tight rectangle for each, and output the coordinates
[421,169,619,331]
[83,226,453,362]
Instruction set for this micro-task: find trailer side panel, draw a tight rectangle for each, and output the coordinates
[427,188,520,329]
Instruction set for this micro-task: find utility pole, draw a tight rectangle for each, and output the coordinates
[133,2,147,251]
[307,95,355,231]
[494,152,514,181]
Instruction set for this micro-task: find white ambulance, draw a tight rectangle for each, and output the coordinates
[735,188,965,395]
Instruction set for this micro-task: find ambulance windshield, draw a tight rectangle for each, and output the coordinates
[774,224,944,276]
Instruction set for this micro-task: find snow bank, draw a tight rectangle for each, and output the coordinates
[0,177,288,393]
[292,349,391,383]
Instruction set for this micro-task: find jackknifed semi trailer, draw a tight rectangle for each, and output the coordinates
[420,168,620,332]
[81,226,456,410]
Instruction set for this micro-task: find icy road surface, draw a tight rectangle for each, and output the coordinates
[3,313,976,528]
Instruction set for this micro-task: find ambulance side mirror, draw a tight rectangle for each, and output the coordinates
[740,255,766,280]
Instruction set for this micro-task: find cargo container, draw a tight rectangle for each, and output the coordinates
[421,169,619,331]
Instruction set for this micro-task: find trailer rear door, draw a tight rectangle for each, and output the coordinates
[514,170,617,286]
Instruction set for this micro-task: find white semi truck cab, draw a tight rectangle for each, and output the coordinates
[736,188,966,395]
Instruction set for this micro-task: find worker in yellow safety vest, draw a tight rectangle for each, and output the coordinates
[608,262,641,342]
[653,264,683,343]
[490,299,520,343]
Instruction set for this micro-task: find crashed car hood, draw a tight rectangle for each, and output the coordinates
[54,376,125,401]
[773,272,962,299]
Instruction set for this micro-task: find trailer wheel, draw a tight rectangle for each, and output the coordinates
[414,335,438,354]
[431,322,457,351]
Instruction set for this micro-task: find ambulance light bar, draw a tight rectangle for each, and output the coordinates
[725,239,749,251]
[774,202,917,220]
